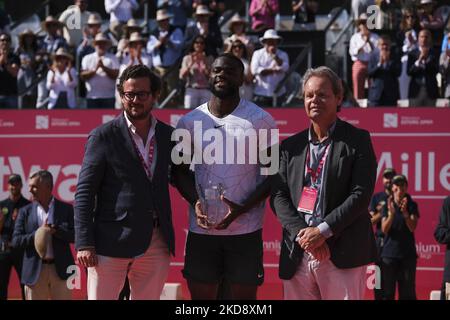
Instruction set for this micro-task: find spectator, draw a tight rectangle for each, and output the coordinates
[228,39,253,101]
[349,13,379,100]
[381,174,419,300]
[81,33,119,109]
[77,13,103,70]
[185,5,223,57]
[46,48,78,109]
[193,0,225,40]
[434,196,450,300]
[158,0,192,31]
[0,32,20,109]
[397,7,420,100]
[116,19,143,65]
[249,0,279,33]
[179,35,213,109]
[368,168,397,300]
[12,170,75,300]
[223,14,255,58]
[417,0,444,31]
[0,174,30,300]
[59,0,93,48]
[147,9,184,103]
[377,0,402,30]
[440,34,450,100]
[250,29,289,107]
[36,16,68,109]
[104,0,140,40]
[407,29,439,107]
[340,79,360,108]
[16,29,39,109]
[368,35,401,106]
[292,0,319,31]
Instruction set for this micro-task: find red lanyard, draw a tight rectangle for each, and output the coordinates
[128,129,156,180]
[305,143,331,187]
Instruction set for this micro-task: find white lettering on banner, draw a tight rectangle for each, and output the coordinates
[377,152,450,192]
[0,157,80,202]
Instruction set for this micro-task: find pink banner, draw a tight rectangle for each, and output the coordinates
[0,108,449,300]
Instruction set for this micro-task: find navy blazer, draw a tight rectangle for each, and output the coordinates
[74,114,196,258]
[270,119,378,280]
[12,199,75,286]
[407,48,439,99]
[434,196,450,284]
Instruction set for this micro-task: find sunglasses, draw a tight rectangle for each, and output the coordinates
[0,38,10,42]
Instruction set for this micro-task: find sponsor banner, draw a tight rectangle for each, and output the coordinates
[0,108,449,300]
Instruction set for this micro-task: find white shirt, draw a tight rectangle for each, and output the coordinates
[124,111,158,178]
[36,198,55,260]
[82,52,119,99]
[104,0,139,23]
[250,47,289,97]
[349,31,379,62]
[175,99,278,235]
[46,68,78,109]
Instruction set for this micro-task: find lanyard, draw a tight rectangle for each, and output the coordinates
[128,129,156,180]
[306,143,331,187]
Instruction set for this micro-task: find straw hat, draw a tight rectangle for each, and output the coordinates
[42,16,64,30]
[93,33,112,45]
[156,9,173,22]
[125,19,142,32]
[129,32,146,44]
[194,5,212,17]
[228,14,247,32]
[87,13,102,25]
[53,47,74,61]
[419,0,435,6]
[34,226,52,259]
[259,29,282,44]
[355,13,368,25]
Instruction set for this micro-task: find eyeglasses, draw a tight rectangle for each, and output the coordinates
[404,15,414,19]
[122,91,151,101]
[232,45,244,49]
[0,38,10,42]
[194,41,205,44]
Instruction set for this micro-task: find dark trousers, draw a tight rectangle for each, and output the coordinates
[87,98,115,109]
[382,257,417,300]
[0,249,25,300]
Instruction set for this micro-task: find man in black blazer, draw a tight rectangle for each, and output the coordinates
[407,29,439,107]
[368,35,401,107]
[75,64,197,300]
[270,66,377,300]
[12,170,74,300]
[434,196,450,300]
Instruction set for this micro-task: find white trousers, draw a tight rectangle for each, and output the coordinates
[87,227,170,300]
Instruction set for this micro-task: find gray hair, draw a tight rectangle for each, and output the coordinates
[29,170,53,190]
[302,66,343,112]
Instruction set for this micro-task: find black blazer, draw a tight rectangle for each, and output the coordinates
[367,51,401,106]
[434,196,450,283]
[74,114,196,258]
[12,199,75,286]
[407,48,439,99]
[270,119,378,280]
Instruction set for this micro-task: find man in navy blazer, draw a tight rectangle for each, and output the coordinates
[271,66,377,300]
[75,64,198,300]
[12,170,75,300]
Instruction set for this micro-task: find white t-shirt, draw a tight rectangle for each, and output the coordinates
[82,52,119,99]
[175,99,278,235]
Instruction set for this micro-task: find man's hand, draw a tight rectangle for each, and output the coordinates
[307,242,330,262]
[194,199,209,229]
[77,249,98,268]
[215,196,246,230]
[298,227,326,251]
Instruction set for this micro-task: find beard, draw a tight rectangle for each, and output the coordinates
[209,81,238,99]
[124,104,151,121]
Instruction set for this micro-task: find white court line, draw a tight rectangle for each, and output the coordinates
[169,262,444,271]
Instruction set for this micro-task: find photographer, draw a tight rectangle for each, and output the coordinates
[381,175,419,300]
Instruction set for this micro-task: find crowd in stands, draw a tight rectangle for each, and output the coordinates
[0,0,449,109]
